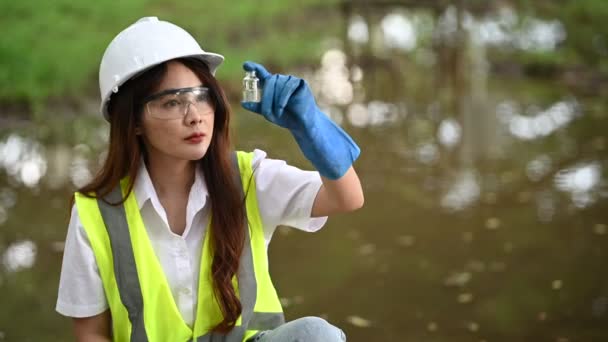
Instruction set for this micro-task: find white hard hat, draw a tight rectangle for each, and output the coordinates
[98,16,224,120]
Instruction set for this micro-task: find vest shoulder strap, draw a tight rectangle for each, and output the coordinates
[97,185,149,341]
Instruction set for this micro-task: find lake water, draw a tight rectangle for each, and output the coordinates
[1,5,607,341]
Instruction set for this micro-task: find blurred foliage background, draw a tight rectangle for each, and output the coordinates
[1,1,607,341]
[0,0,340,108]
[2,0,608,109]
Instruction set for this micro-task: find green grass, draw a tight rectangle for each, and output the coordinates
[0,0,148,104]
[0,0,341,112]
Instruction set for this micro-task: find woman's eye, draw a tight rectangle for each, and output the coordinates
[163,100,180,108]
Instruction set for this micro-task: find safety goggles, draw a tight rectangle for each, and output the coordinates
[143,86,213,120]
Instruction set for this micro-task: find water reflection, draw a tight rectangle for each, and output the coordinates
[535,190,556,223]
[315,49,353,106]
[497,99,580,141]
[348,15,369,45]
[440,169,481,211]
[472,7,566,51]
[554,162,602,208]
[592,296,608,317]
[0,188,16,226]
[415,142,439,165]
[45,144,73,189]
[0,134,47,187]
[69,145,94,188]
[1,2,607,341]
[380,12,416,51]
[526,154,553,181]
[0,205,6,225]
[443,271,472,287]
[594,224,607,236]
[437,118,461,148]
[2,240,37,273]
[346,315,372,328]
[333,2,605,340]
[345,101,400,128]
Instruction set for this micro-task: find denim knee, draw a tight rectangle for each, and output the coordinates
[291,316,346,342]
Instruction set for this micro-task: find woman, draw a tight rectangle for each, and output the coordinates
[56,17,363,341]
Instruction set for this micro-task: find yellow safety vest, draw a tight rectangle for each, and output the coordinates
[75,151,284,342]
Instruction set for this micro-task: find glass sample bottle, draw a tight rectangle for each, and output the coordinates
[243,71,261,102]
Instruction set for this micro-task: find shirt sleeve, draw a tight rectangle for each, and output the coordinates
[252,149,328,245]
[56,204,109,318]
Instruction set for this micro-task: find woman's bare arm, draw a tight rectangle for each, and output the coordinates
[311,166,364,217]
[73,310,112,342]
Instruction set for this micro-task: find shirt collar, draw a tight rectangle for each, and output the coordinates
[133,160,209,211]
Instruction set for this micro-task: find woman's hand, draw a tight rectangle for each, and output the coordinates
[241,61,360,180]
[240,62,304,130]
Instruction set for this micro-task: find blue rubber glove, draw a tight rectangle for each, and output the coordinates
[241,61,360,180]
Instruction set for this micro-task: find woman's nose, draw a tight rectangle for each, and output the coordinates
[185,102,202,125]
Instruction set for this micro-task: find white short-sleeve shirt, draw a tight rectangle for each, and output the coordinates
[55,149,327,326]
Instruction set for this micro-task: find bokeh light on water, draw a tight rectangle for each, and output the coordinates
[1,1,607,341]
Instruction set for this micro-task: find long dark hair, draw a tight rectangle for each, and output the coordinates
[76,57,245,333]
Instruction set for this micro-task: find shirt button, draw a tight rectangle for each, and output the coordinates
[182,287,191,295]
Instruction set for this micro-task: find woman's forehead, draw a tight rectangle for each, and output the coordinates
[156,61,204,91]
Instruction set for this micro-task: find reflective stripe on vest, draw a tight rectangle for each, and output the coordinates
[75,151,284,342]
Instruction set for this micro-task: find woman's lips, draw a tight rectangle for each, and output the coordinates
[185,133,204,144]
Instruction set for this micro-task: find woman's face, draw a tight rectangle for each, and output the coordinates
[138,61,215,164]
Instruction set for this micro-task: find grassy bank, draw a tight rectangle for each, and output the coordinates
[0,0,340,113]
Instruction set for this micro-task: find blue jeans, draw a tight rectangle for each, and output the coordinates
[248,317,346,342]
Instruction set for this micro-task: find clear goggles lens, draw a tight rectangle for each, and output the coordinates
[144,86,212,119]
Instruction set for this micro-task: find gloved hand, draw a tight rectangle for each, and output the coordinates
[241,61,360,180]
